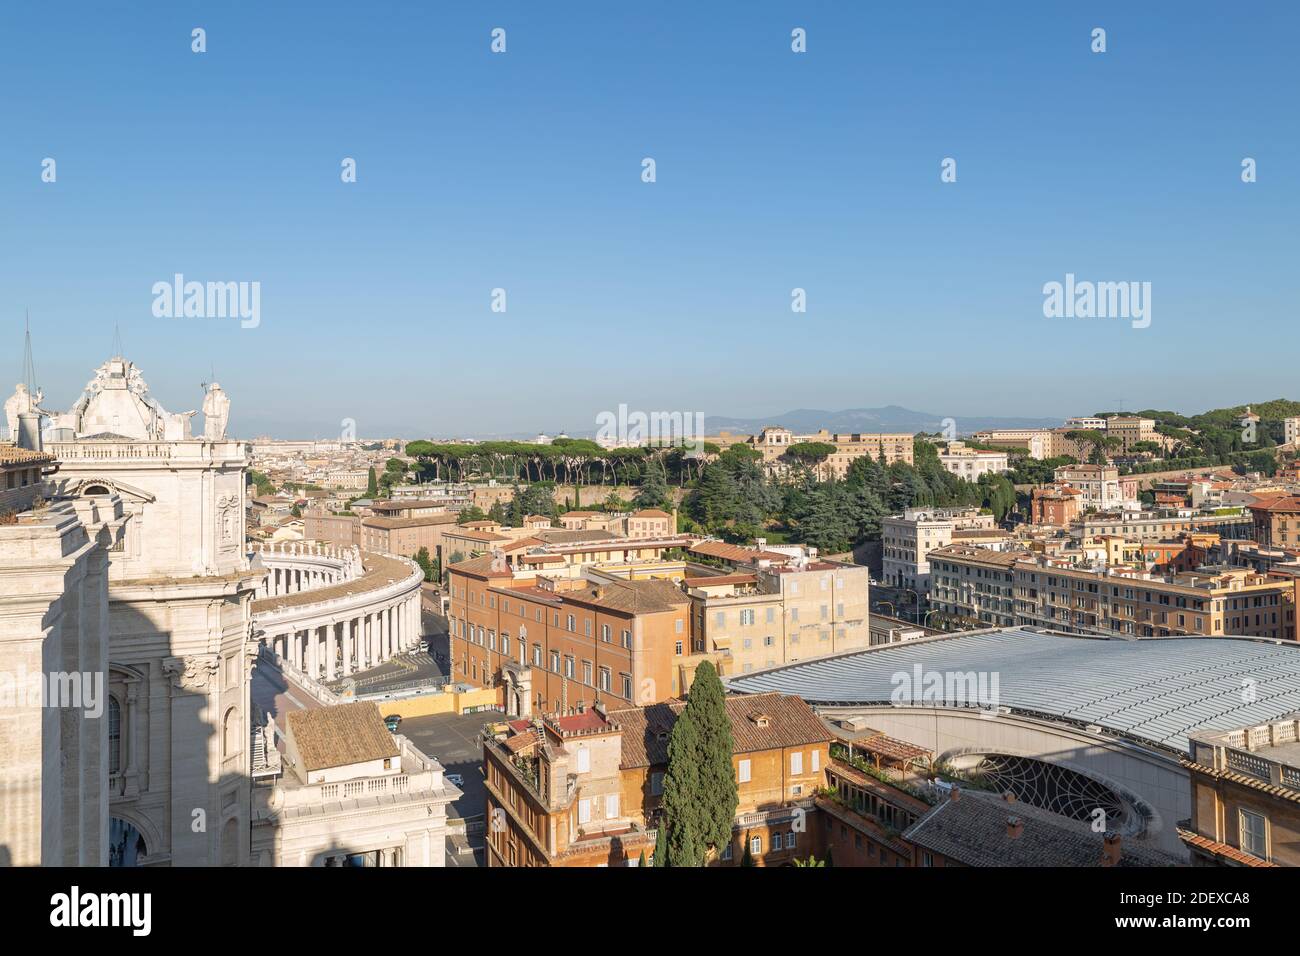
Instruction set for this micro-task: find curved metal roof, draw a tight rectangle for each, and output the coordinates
[724,628,1300,753]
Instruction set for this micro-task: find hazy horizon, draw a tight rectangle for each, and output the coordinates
[3,2,1295,438]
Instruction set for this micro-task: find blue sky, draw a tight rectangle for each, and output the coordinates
[1,2,1296,438]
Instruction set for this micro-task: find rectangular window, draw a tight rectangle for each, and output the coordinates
[601,624,611,643]
[605,793,619,819]
[622,629,632,649]
[578,799,591,824]
[811,749,820,772]
[576,747,591,773]
[738,759,751,783]
[650,772,664,796]
[772,832,783,850]
[791,752,803,775]
[1240,809,1268,859]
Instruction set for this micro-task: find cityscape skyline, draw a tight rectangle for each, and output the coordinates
[3,2,1297,437]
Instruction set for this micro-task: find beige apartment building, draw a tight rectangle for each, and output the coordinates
[686,561,871,674]
[1077,510,1254,542]
[303,509,361,548]
[625,508,674,538]
[969,428,1055,460]
[361,511,460,563]
[929,549,1300,640]
[1104,416,1160,455]
[746,426,913,478]
[323,468,370,490]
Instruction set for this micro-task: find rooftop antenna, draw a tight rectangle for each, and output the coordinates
[111,323,124,358]
[21,311,37,395]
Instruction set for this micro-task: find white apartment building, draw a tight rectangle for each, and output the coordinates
[1053,463,1127,512]
[1285,416,1300,446]
[881,507,995,599]
[938,442,1009,480]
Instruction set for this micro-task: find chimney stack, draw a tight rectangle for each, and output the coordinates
[1006,816,1023,839]
[16,411,42,452]
[1102,831,1122,867]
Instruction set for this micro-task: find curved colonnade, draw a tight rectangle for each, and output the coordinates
[250,541,424,682]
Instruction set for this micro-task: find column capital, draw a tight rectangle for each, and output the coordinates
[162,654,220,692]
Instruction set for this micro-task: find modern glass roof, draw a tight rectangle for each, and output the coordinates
[724,627,1300,753]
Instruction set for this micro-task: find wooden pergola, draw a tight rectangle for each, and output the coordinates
[844,733,934,775]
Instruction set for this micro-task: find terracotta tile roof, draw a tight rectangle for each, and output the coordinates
[1248,495,1300,513]
[533,528,623,545]
[447,554,513,578]
[903,790,1179,867]
[631,509,671,518]
[447,528,510,542]
[361,513,459,529]
[562,579,687,615]
[1177,826,1277,867]
[609,692,833,769]
[0,445,55,466]
[498,536,546,553]
[690,540,789,564]
[683,573,758,587]
[286,702,399,773]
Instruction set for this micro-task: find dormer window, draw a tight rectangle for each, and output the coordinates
[749,713,770,728]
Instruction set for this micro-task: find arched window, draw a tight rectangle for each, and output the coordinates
[108,696,122,775]
[222,707,240,759]
[221,818,240,867]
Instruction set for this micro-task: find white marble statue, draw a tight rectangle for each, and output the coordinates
[4,383,42,441]
[202,382,231,440]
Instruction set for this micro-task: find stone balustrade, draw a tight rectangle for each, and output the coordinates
[253,540,362,599]
[46,439,249,463]
[256,737,447,813]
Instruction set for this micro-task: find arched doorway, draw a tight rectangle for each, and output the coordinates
[109,818,147,867]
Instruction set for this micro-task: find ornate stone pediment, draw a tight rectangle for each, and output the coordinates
[60,475,157,504]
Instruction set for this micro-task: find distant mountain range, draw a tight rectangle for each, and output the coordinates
[452,406,1066,442]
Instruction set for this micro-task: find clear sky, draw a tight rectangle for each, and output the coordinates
[1,2,1295,438]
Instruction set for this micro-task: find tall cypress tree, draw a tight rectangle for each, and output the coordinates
[661,661,738,866]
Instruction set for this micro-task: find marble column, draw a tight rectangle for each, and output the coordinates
[307,627,319,678]
[323,624,335,681]
[342,621,353,677]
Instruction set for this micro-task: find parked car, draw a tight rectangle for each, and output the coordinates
[446,773,464,787]
[383,714,401,732]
